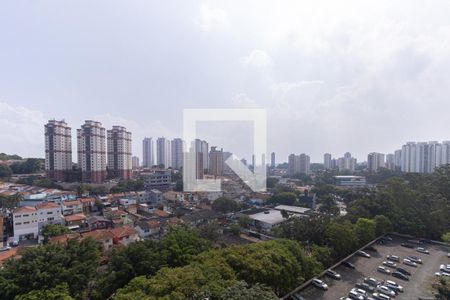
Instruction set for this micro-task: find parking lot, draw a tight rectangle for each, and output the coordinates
[293,235,450,299]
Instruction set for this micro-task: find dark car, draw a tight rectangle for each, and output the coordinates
[392,271,409,281]
[396,267,411,276]
[342,261,356,269]
[356,282,375,292]
[401,243,414,248]
[325,269,341,280]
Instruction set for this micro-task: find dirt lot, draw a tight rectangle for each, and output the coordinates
[293,235,450,300]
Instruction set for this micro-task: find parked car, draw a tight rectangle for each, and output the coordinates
[355,282,375,292]
[377,266,391,274]
[401,243,414,248]
[351,288,368,298]
[312,278,328,290]
[342,261,356,269]
[348,290,364,300]
[440,264,450,273]
[385,280,403,292]
[376,285,396,297]
[416,247,429,254]
[383,261,397,268]
[364,277,381,286]
[392,271,409,281]
[396,267,411,276]
[325,269,341,280]
[386,255,400,262]
[357,250,371,258]
[372,292,391,300]
[0,246,11,252]
[407,256,422,264]
[403,259,418,267]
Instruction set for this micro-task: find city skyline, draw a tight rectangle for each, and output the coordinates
[2,1,450,162]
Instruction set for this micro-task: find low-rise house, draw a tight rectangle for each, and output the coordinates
[105,208,133,227]
[110,226,138,245]
[80,198,96,214]
[153,209,170,219]
[81,229,114,251]
[135,219,160,238]
[62,200,83,215]
[87,216,111,230]
[64,213,87,229]
[35,202,63,230]
[180,210,219,227]
[13,206,38,242]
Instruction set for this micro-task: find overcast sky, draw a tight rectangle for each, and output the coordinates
[1,0,450,163]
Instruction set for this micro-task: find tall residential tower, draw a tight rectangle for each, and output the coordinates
[107,126,132,180]
[44,120,72,181]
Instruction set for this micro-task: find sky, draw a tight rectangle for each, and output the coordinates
[1,0,450,163]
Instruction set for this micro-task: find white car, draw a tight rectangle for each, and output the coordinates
[383,261,397,268]
[372,292,391,300]
[385,280,403,292]
[312,278,328,290]
[386,255,400,262]
[377,266,391,274]
[403,259,417,267]
[351,288,368,297]
[357,250,371,258]
[348,290,364,300]
[416,247,429,254]
[376,285,396,297]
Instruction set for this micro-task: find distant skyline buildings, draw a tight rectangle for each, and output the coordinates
[142,137,154,168]
[107,126,132,180]
[288,153,310,175]
[400,141,450,173]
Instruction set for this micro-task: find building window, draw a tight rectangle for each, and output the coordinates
[15,222,22,226]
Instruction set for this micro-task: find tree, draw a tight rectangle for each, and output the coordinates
[311,245,333,267]
[436,277,450,300]
[219,281,279,300]
[41,224,71,243]
[0,164,12,178]
[374,215,393,236]
[15,284,73,300]
[0,238,101,300]
[324,221,358,259]
[268,192,297,206]
[280,209,289,219]
[212,197,240,213]
[238,215,251,228]
[442,232,450,243]
[353,218,376,246]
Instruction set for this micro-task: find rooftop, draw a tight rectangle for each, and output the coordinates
[248,209,286,225]
[274,205,311,214]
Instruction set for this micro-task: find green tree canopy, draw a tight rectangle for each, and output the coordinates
[212,197,240,213]
[268,192,297,206]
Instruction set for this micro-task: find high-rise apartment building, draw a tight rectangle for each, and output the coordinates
[171,138,184,170]
[323,153,332,169]
[156,137,171,168]
[288,153,310,175]
[142,137,154,168]
[209,146,223,176]
[44,120,72,181]
[394,149,402,168]
[77,120,107,183]
[270,152,276,168]
[401,141,450,173]
[367,152,385,172]
[337,152,357,172]
[385,153,395,170]
[107,126,132,180]
[132,156,140,169]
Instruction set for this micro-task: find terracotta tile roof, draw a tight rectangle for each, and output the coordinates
[35,202,60,210]
[82,229,113,241]
[13,206,36,214]
[80,197,96,203]
[64,213,87,222]
[154,209,170,218]
[0,247,20,264]
[49,233,80,244]
[63,199,81,206]
[110,226,137,238]
[110,209,127,216]
[137,219,160,230]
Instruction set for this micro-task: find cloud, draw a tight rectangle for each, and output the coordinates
[0,101,47,158]
[198,4,229,31]
[241,50,272,68]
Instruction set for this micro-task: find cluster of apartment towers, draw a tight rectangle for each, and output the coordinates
[45,119,254,184]
[45,120,132,183]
